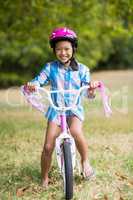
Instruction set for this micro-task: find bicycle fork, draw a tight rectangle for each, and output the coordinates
[56,135,76,174]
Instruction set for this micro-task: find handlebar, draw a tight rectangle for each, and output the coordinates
[22,84,98,112]
[21,81,112,117]
[36,85,91,111]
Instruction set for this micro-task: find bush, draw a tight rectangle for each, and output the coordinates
[0,72,30,88]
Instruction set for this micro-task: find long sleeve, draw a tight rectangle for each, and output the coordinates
[80,65,91,86]
[31,63,51,86]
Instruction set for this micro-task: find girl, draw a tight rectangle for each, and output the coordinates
[26,27,99,187]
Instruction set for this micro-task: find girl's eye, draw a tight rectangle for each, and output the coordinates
[55,47,71,51]
[55,48,60,51]
[65,48,70,51]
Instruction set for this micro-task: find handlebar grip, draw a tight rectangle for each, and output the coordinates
[88,81,101,90]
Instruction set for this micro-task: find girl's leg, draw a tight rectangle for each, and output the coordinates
[41,121,60,187]
[68,116,94,177]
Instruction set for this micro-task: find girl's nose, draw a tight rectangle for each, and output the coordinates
[60,49,66,55]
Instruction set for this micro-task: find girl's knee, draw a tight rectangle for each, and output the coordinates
[70,127,82,139]
[42,143,54,156]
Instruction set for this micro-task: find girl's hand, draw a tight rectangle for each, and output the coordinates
[89,81,100,90]
[88,81,100,98]
[24,82,36,92]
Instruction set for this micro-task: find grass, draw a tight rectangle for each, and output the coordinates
[0,70,133,200]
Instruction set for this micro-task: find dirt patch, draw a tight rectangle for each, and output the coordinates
[92,70,133,89]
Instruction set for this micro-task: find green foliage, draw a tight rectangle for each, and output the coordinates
[0,72,30,88]
[0,0,133,87]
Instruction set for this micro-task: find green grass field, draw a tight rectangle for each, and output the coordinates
[0,70,133,200]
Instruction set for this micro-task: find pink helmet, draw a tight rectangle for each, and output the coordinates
[49,27,78,48]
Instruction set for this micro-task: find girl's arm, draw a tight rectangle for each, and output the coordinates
[80,65,99,98]
[24,63,51,92]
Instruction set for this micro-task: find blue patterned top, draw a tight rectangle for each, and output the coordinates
[31,60,90,124]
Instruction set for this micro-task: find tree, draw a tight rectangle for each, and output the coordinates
[0,0,132,87]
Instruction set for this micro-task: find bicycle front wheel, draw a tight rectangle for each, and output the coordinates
[63,141,73,200]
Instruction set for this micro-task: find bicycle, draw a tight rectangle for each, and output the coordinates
[21,81,112,200]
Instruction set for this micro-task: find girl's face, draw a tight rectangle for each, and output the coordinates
[55,41,73,65]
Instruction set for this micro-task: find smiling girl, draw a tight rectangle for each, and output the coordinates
[25,27,99,187]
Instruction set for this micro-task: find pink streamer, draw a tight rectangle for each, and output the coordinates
[21,86,46,112]
[98,81,112,117]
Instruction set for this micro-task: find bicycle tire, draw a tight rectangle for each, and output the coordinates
[63,141,73,200]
